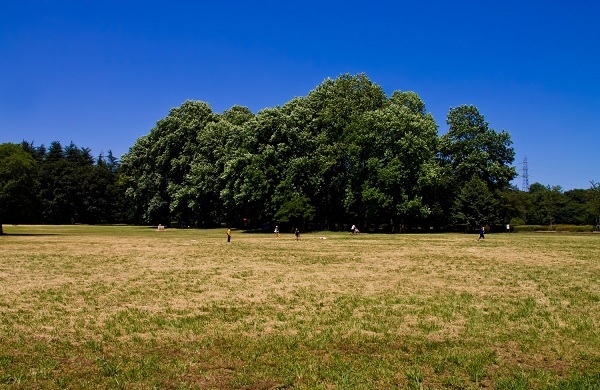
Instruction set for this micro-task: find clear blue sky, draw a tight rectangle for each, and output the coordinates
[1,1,598,190]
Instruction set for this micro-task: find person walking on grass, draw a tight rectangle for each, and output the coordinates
[227,228,231,243]
[478,226,485,241]
[295,228,300,241]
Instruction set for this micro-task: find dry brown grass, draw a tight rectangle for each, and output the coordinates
[0,225,599,388]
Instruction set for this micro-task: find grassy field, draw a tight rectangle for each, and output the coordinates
[0,225,598,389]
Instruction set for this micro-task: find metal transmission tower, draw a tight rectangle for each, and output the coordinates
[521,157,529,191]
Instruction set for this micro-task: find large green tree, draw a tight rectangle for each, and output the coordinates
[119,75,528,232]
[306,74,387,229]
[440,105,516,191]
[0,143,39,234]
[121,100,217,225]
[438,105,517,227]
[219,107,281,226]
[452,175,499,227]
[344,91,438,230]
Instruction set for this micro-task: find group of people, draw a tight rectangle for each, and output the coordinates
[225,224,488,242]
[226,225,301,242]
[274,225,301,240]
[229,223,361,241]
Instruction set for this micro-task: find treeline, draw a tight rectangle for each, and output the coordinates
[119,74,598,231]
[14,141,124,225]
[502,183,599,227]
[2,74,599,232]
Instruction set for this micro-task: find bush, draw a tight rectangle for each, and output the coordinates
[513,225,551,232]
[510,217,525,226]
[555,225,594,232]
[513,225,594,233]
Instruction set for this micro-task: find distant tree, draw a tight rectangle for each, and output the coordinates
[496,187,531,224]
[268,99,323,226]
[65,142,94,166]
[451,175,499,228]
[219,108,281,226]
[563,188,593,225]
[306,73,387,229]
[121,100,217,225]
[221,105,254,126]
[274,195,316,230]
[21,141,46,163]
[440,105,516,192]
[0,143,39,234]
[46,141,64,162]
[589,181,600,227]
[174,120,230,227]
[45,163,73,222]
[526,183,548,224]
[439,105,517,228]
[344,91,438,229]
[527,184,566,226]
[542,186,567,226]
[98,150,120,174]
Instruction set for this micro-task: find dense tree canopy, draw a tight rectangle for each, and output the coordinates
[439,105,517,227]
[121,74,519,231]
[440,105,516,192]
[16,141,124,226]
[0,143,39,234]
[5,74,598,232]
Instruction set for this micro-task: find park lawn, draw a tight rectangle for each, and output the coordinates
[0,225,598,389]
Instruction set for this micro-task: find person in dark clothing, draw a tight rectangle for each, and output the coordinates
[478,226,485,241]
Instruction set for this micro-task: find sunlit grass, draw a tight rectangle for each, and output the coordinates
[0,225,599,388]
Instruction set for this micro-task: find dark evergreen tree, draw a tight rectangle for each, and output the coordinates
[0,143,39,233]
